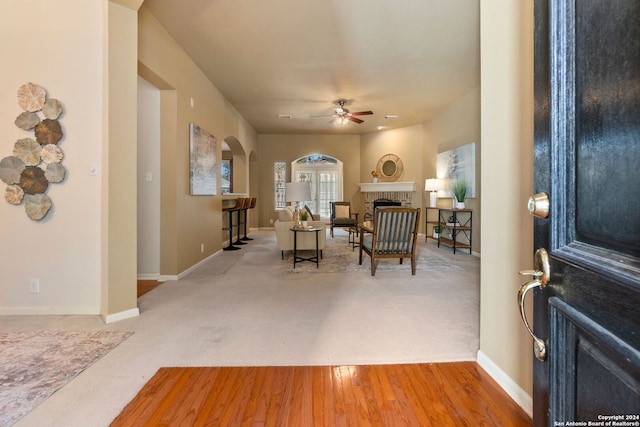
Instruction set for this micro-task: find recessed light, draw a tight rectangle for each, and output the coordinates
[384,115,398,119]
[377,126,386,130]
[277,114,292,119]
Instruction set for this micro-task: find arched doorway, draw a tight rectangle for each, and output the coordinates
[291,154,343,219]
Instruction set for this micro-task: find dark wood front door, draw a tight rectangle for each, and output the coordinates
[530,0,640,424]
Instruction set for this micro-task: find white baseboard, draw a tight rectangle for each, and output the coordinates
[137,273,160,280]
[476,350,533,418]
[103,307,140,324]
[175,250,222,280]
[147,251,224,282]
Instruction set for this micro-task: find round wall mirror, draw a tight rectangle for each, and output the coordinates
[382,160,397,176]
[376,153,403,182]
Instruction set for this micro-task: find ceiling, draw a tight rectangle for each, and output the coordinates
[143,0,480,135]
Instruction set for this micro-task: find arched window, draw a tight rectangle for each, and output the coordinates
[291,154,343,219]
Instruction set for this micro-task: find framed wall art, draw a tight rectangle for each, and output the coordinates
[437,142,476,198]
[189,123,217,195]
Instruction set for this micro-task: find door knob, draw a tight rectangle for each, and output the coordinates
[517,248,550,361]
[527,192,550,218]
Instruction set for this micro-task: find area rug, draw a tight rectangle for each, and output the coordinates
[0,330,133,426]
[287,234,464,273]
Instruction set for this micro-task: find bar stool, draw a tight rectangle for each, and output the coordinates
[233,198,249,246]
[241,197,256,241]
[222,198,243,251]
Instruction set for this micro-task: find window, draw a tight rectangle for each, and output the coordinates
[291,154,342,218]
[274,161,286,209]
[221,159,232,194]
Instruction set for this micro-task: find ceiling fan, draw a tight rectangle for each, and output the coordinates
[314,99,373,125]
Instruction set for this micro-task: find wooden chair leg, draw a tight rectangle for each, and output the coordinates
[371,258,378,276]
[411,255,416,275]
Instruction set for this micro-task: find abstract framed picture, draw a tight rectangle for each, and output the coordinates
[437,142,476,198]
[189,123,217,195]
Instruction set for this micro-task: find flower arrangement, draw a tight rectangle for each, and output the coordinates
[371,170,378,178]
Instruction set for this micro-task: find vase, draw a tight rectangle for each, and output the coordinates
[372,177,378,183]
[301,220,308,227]
[456,201,465,209]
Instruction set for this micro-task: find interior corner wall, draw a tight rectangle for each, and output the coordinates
[0,0,104,314]
[480,0,534,411]
[424,88,481,253]
[138,6,258,276]
[103,0,139,319]
[256,134,360,227]
[137,76,161,277]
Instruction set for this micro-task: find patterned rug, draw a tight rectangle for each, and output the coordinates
[0,330,133,426]
[287,234,464,273]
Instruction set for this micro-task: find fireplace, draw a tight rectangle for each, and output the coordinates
[361,198,402,221]
[358,181,417,220]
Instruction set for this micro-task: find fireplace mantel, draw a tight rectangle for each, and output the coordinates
[358,182,417,192]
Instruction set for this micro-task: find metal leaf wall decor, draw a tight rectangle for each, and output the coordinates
[1,83,66,220]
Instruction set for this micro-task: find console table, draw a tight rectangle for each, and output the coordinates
[425,207,472,254]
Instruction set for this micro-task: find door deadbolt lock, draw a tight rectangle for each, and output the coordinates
[528,192,550,219]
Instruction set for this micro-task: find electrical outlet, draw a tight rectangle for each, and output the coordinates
[29,279,40,294]
[201,243,205,253]
[269,218,274,224]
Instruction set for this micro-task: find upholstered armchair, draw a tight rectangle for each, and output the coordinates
[359,206,420,276]
[330,201,358,237]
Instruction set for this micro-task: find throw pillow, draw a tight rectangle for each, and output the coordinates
[335,205,350,219]
[303,204,314,219]
[277,207,294,221]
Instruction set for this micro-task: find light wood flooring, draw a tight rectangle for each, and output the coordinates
[110,362,531,426]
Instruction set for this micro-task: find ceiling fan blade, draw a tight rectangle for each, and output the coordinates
[348,116,364,124]
[350,111,373,116]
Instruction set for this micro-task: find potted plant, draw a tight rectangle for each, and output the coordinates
[299,210,309,227]
[433,225,443,239]
[452,179,467,209]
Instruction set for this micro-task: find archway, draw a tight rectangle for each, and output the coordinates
[291,154,343,219]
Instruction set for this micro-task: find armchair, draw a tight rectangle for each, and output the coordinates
[330,201,359,238]
[359,206,420,276]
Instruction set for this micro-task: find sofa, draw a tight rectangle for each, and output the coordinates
[275,206,326,259]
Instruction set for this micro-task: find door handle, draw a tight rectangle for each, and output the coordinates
[517,248,551,361]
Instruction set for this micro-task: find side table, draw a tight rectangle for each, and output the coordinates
[290,227,322,268]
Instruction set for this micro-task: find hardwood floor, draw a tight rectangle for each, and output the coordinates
[110,362,531,426]
[137,280,163,298]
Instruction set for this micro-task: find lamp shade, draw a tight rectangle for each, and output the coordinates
[425,178,440,192]
[285,182,311,203]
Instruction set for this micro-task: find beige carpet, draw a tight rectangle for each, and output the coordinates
[0,331,132,426]
[1,229,480,427]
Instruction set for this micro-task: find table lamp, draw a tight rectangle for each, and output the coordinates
[285,182,311,226]
[425,178,440,207]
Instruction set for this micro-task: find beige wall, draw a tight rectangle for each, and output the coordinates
[257,134,360,226]
[138,6,258,276]
[479,0,534,413]
[0,0,105,315]
[424,88,481,252]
